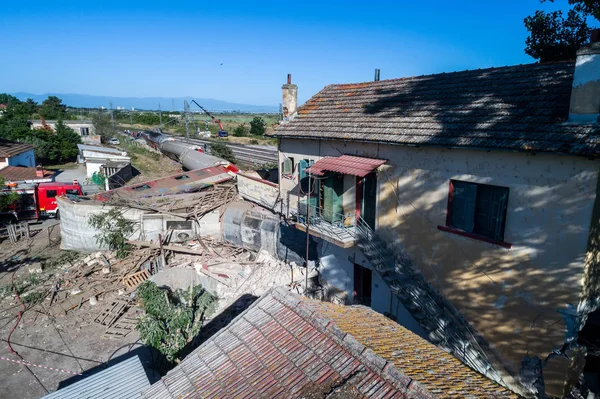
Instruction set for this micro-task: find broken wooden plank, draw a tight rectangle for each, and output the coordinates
[127,240,204,256]
[93,299,130,327]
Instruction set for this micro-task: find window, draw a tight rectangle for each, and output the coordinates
[166,220,193,230]
[298,159,312,192]
[66,189,80,195]
[444,180,509,244]
[174,175,189,180]
[132,184,151,191]
[281,158,294,175]
[80,127,89,136]
[46,190,57,198]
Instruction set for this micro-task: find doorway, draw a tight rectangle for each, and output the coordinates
[353,264,372,306]
[360,172,377,230]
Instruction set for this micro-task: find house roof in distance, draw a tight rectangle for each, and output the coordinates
[273,62,600,157]
[141,287,516,399]
[0,139,34,158]
[0,166,53,182]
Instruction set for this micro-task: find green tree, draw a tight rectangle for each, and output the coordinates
[524,0,599,62]
[88,207,136,258]
[0,176,19,213]
[54,120,81,162]
[210,142,237,164]
[250,116,266,136]
[233,124,249,137]
[136,281,216,361]
[39,96,67,120]
[91,112,113,143]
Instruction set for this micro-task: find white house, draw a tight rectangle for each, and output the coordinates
[29,120,100,144]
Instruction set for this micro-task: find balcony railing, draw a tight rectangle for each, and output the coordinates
[293,202,358,247]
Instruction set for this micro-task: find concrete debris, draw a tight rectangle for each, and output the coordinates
[89,296,98,306]
[27,262,43,274]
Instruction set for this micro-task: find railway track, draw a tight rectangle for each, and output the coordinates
[174,137,278,166]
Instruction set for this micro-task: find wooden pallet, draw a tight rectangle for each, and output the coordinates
[122,270,150,289]
[102,316,138,340]
[93,299,129,327]
[49,285,105,316]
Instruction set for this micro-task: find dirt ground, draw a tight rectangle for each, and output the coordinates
[0,223,140,399]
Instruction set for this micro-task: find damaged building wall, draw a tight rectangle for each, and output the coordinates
[222,201,316,266]
[278,137,600,397]
[58,197,221,251]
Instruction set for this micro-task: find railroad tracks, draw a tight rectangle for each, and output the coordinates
[174,137,278,167]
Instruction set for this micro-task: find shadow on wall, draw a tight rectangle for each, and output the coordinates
[352,67,586,395]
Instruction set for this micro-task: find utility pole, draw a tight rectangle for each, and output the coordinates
[109,101,115,134]
[159,103,162,125]
[184,100,190,143]
[305,169,311,296]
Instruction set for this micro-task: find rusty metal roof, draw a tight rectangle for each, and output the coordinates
[0,166,53,182]
[94,166,233,202]
[0,139,34,158]
[306,155,386,177]
[272,62,600,157]
[141,288,516,398]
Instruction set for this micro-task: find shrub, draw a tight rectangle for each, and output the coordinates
[136,281,216,361]
[210,142,237,164]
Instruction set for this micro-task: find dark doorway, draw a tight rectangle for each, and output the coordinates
[361,172,377,230]
[353,264,372,306]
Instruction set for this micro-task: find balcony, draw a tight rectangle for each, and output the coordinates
[292,203,358,248]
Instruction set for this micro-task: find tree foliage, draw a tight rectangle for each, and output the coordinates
[39,96,67,120]
[233,124,249,137]
[91,112,113,143]
[0,177,19,213]
[0,94,80,165]
[524,0,599,62]
[250,116,266,136]
[136,280,216,361]
[88,207,136,258]
[209,142,237,164]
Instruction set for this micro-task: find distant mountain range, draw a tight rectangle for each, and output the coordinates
[10,92,279,113]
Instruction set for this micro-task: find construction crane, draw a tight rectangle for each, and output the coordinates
[190,100,228,137]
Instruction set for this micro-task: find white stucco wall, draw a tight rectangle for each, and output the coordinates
[7,149,35,167]
[278,137,600,391]
[317,237,427,338]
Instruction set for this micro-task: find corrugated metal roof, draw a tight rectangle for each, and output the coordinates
[306,155,386,177]
[77,144,124,154]
[42,355,150,399]
[141,287,517,398]
[272,62,600,157]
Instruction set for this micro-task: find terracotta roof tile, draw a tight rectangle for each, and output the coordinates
[142,288,518,398]
[273,62,600,157]
[0,166,52,182]
[0,139,34,158]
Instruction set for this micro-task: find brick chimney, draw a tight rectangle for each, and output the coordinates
[569,29,600,123]
[282,74,298,122]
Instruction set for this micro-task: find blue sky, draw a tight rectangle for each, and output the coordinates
[0,0,575,107]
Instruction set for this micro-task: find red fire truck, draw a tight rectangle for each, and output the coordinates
[0,181,83,224]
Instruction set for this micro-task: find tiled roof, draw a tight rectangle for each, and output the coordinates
[0,139,34,158]
[309,301,518,399]
[141,288,517,398]
[306,155,387,177]
[0,166,52,182]
[273,62,600,157]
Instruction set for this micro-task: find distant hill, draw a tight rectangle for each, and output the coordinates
[10,92,279,113]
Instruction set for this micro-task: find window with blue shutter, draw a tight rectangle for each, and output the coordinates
[448,180,509,242]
